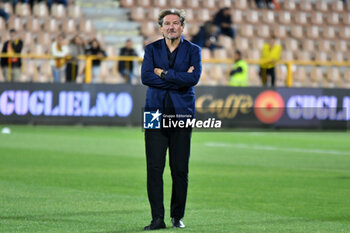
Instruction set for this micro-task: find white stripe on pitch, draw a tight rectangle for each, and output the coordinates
[205,142,350,156]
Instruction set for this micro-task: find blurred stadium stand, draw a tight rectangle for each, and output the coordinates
[0,0,349,87]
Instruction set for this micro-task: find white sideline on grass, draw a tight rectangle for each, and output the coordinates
[205,142,350,156]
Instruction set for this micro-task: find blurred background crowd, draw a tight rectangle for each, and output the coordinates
[0,0,349,88]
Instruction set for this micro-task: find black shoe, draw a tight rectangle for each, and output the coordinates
[144,218,166,230]
[171,218,185,228]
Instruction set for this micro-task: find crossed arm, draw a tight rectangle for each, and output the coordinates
[141,45,201,90]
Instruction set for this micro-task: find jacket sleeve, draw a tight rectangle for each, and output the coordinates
[141,45,180,90]
[165,46,201,87]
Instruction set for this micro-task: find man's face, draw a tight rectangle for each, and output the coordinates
[161,14,184,40]
[10,32,17,41]
[126,40,133,48]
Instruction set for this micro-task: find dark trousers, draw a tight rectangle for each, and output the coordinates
[145,128,192,220]
[66,62,78,82]
[260,67,275,87]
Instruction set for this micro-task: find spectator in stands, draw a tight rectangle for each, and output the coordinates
[259,35,282,87]
[250,0,279,9]
[51,33,69,82]
[1,29,23,82]
[0,8,9,22]
[229,50,248,86]
[85,38,106,83]
[213,7,235,39]
[47,0,68,10]
[66,35,85,82]
[118,39,137,84]
[191,21,222,51]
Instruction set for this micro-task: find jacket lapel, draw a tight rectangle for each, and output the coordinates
[173,36,186,71]
[160,39,169,70]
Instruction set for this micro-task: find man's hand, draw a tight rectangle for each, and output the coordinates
[154,68,163,77]
[187,66,194,73]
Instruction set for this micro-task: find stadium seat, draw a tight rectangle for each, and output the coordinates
[317,40,332,52]
[209,65,227,85]
[213,48,227,59]
[273,25,287,39]
[202,0,216,9]
[241,24,254,38]
[326,13,340,25]
[330,52,344,62]
[33,2,49,18]
[314,51,328,62]
[299,0,313,11]
[68,5,82,19]
[233,0,246,9]
[26,17,41,33]
[232,9,243,24]
[79,19,94,34]
[283,0,297,11]
[251,37,264,50]
[281,50,294,61]
[343,12,350,25]
[301,39,315,52]
[315,1,329,12]
[140,21,156,37]
[331,1,344,12]
[322,26,336,40]
[295,12,308,25]
[170,0,183,8]
[219,0,232,8]
[248,66,260,86]
[334,40,347,51]
[153,0,167,8]
[43,18,58,33]
[201,48,211,60]
[52,4,66,19]
[36,32,52,47]
[8,16,23,31]
[218,35,233,51]
[0,18,5,32]
[196,9,211,22]
[310,67,324,87]
[61,18,77,34]
[186,0,200,9]
[306,25,320,39]
[15,3,31,17]
[293,66,307,87]
[284,38,299,51]
[247,49,260,60]
[246,10,259,25]
[184,9,194,23]
[136,0,151,7]
[2,3,13,15]
[278,12,292,25]
[257,24,270,38]
[235,37,250,52]
[291,25,304,39]
[326,67,341,88]
[130,7,145,21]
[120,0,134,7]
[261,10,275,25]
[21,31,33,46]
[147,8,160,21]
[339,27,350,39]
[311,12,323,25]
[295,51,311,61]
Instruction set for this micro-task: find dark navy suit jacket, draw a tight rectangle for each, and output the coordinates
[141,37,202,117]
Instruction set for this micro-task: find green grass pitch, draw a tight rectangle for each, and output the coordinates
[0,125,350,233]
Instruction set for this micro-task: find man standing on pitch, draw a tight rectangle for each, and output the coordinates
[141,9,202,230]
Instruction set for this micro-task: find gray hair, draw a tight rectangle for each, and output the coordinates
[158,9,186,27]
